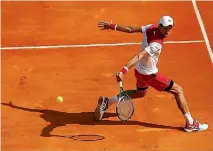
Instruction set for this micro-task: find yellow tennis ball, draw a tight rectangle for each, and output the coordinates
[57,96,63,103]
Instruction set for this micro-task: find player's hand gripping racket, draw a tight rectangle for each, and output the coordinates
[116,81,134,121]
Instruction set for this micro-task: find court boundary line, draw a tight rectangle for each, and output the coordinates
[0,40,204,50]
[192,0,213,64]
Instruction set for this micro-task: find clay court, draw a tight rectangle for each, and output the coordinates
[1,1,213,151]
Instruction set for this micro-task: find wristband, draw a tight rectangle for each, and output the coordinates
[110,24,118,30]
[121,67,129,74]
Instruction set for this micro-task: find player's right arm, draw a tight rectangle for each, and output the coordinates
[98,21,143,33]
[116,49,149,82]
[116,42,162,82]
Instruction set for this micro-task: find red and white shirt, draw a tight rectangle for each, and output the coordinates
[135,24,164,75]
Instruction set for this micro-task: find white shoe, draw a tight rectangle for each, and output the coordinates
[184,120,208,132]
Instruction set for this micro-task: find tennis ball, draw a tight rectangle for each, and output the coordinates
[57,96,63,103]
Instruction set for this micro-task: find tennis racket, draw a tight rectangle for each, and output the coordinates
[116,81,134,121]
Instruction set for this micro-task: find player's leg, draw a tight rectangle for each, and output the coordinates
[168,83,208,132]
[149,73,208,132]
[94,69,148,121]
[108,87,148,105]
[104,69,149,106]
[94,88,148,121]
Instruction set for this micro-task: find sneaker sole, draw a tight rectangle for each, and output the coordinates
[94,97,105,121]
[184,128,199,132]
[184,126,208,132]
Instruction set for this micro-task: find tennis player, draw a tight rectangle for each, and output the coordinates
[94,16,208,132]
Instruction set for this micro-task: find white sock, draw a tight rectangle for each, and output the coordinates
[184,112,194,125]
[108,96,119,105]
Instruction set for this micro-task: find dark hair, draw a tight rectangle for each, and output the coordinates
[159,24,163,27]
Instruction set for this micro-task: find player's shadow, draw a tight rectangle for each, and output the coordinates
[1,102,183,138]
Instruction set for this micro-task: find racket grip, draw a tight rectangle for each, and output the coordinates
[119,81,123,88]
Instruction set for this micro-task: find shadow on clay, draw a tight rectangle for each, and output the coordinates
[1,102,183,138]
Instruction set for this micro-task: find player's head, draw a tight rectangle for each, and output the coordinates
[158,16,173,37]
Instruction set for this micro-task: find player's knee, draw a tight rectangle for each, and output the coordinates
[171,84,184,95]
[136,90,147,98]
[136,87,148,98]
[177,85,184,94]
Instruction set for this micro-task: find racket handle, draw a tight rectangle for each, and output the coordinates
[119,81,123,88]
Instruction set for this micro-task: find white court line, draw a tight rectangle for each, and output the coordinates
[192,0,213,64]
[0,40,204,50]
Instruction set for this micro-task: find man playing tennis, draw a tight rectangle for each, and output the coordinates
[94,16,208,132]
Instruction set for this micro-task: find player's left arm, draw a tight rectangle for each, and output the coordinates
[98,21,142,33]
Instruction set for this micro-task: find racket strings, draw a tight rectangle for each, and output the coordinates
[117,95,134,120]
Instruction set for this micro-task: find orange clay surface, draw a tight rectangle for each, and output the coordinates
[1,2,213,151]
